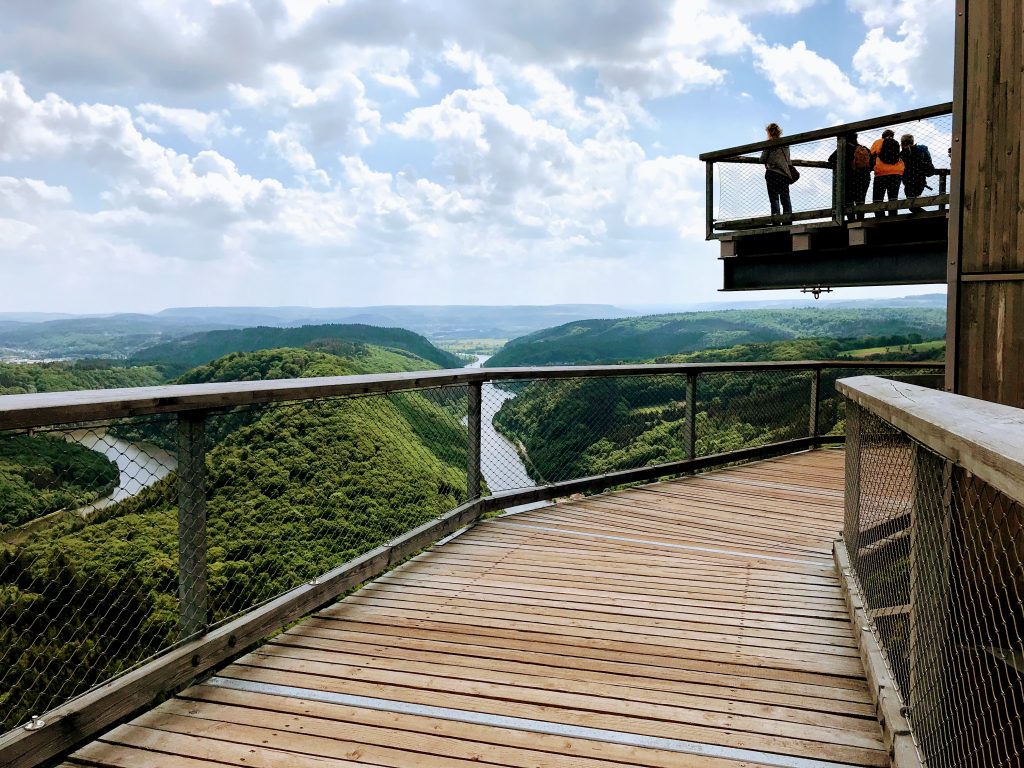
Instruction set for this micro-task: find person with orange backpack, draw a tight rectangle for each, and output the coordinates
[870,129,904,217]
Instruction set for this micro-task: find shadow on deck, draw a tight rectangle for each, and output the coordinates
[64,449,888,768]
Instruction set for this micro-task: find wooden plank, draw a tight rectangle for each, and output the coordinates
[64,451,890,768]
[178,685,758,768]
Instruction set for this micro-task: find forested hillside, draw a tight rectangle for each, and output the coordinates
[0,344,467,730]
[493,337,940,487]
[130,323,463,374]
[0,360,164,395]
[485,308,946,366]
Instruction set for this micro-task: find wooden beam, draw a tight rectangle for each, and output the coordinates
[836,376,1024,505]
[0,362,941,431]
[700,103,952,162]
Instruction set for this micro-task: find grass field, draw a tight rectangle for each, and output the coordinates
[844,339,945,358]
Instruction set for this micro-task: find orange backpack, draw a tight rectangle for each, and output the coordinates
[852,145,872,172]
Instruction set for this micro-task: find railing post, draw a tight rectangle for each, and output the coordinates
[908,445,953,760]
[809,366,821,441]
[467,381,482,500]
[842,401,862,544]
[685,372,698,460]
[705,161,715,239]
[939,170,948,212]
[176,411,208,639]
[833,135,847,224]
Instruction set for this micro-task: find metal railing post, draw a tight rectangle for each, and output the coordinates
[685,372,698,460]
[809,366,821,441]
[176,411,208,639]
[467,381,482,500]
[833,135,847,224]
[705,161,715,239]
[939,170,948,212]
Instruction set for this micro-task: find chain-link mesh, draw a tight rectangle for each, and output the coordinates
[696,369,812,452]
[844,400,1024,767]
[0,385,470,734]
[714,112,953,228]
[1,417,179,732]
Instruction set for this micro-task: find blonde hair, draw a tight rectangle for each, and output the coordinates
[765,123,782,139]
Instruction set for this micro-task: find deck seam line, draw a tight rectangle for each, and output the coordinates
[205,676,864,768]
[494,522,825,565]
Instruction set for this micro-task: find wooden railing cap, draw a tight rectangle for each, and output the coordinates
[837,375,1024,504]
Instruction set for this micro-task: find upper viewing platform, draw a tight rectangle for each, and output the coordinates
[699,104,952,295]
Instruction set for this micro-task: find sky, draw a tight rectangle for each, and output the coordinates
[0,0,955,314]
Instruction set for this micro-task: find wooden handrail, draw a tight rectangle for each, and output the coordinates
[0,361,944,430]
[837,375,1024,504]
[699,102,953,162]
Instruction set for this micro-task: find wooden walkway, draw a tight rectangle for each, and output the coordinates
[64,448,888,768]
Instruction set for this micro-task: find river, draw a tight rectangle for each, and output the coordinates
[465,355,549,514]
[27,363,529,531]
[64,428,176,514]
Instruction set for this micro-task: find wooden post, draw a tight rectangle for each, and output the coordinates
[705,161,715,239]
[809,367,821,440]
[685,372,698,460]
[842,401,862,543]
[908,445,952,761]
[833,135,847,225]
[467,381,482,500]
[176,412,208,639]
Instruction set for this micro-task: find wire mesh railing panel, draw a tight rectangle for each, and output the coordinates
[489,375,691,487]
[819,367,943,437]
[844,403,914,696]
[696,369,812,454]
[204,387,469,623]
[717,136,837,223]
[713,111,953,228]
[845,397,1024,767]
[0,417,179,733]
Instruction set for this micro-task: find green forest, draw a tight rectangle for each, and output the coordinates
[0,343,468,731]
[0,359,164,396]
[486,308,946,366]
[494,337,940,485]
[129,323,464,375]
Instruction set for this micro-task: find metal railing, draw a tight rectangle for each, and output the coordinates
[700,104,953,235]
[0,360,940,767]
[839,376,1024,767]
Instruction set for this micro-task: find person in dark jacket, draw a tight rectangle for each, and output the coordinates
[828,131,872,222]
[760,122,793,224]
[900,133,935,214]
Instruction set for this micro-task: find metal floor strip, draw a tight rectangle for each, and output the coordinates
[206,675,859,768]
[495,521,825,565]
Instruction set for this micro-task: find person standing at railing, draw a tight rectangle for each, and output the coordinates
[760,122,794,225]
[900,134,936,214]
[870,129,904,217]
[828,131,872,222]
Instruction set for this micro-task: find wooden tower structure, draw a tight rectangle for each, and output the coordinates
[946,0,1024,407]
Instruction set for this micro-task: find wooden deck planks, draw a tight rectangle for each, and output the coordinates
[67,448,889,768]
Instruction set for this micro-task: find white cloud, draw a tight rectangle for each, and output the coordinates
[753,41,885,118]
[136,103,237,143]
[849,0,954,98]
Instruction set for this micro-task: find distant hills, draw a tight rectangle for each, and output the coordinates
[485,307,947,367]
[153,304,634,340]
[129,324,463,375]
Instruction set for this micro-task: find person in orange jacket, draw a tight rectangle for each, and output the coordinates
[870,129,904,217]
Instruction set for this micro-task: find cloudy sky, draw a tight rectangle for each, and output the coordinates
[0,0,954,314]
